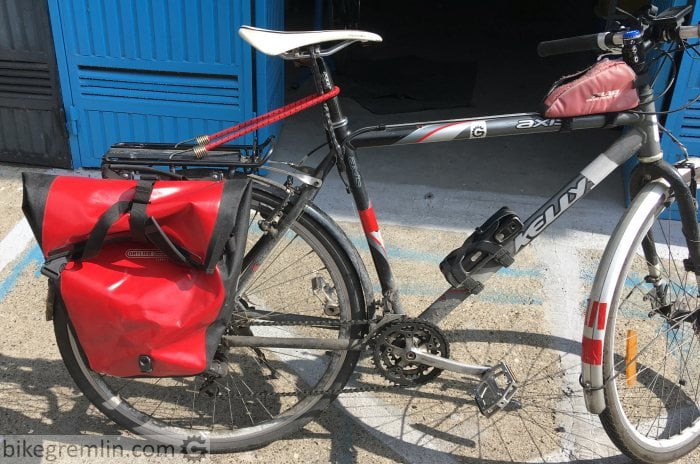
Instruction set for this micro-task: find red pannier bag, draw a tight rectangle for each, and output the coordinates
[22,173,252,377]
[542,58,639,118]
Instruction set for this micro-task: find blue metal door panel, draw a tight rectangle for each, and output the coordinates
[660,5,700,164]
[48,0,255,167]
[253,0,284,145]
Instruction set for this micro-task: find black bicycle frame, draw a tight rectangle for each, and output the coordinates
[236,51,700,337]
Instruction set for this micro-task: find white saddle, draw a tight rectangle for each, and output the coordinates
[238,26,382,57]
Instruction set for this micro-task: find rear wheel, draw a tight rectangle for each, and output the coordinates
[54,185,366,452]
[600,182,700,463]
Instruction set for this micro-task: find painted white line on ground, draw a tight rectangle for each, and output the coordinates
[0,218,33,274]
[538,237,618,460]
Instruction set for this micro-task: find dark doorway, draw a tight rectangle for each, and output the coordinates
[0,0,71,168]
[287,1,605,115]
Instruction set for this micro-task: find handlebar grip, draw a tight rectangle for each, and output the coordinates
[538,33,609,57]
[679,24,700,40]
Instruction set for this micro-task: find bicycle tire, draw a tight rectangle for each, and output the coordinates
[53,184,367,452]
[595,180,700,463]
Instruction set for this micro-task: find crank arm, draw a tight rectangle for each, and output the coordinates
[407,348,491,379]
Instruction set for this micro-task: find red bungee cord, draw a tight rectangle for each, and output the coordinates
[190,86,340,157]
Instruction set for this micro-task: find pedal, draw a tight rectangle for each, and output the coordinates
[474,362,518,417]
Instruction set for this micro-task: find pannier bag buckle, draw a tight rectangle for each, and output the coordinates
[41,255,69,281]
[440,207,523,291]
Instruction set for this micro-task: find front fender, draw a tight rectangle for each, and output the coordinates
[582,179,670,413]
[583,157,700,413]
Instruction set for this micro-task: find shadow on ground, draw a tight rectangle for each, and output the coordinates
[0,327,637,463]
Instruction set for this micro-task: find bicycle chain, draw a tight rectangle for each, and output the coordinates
[233,318,373,327]
[221,316,414,399]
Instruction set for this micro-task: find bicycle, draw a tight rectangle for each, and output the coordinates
[47,6,700,464]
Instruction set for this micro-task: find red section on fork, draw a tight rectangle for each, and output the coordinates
[582,337,603,365]
[582,300,607,366]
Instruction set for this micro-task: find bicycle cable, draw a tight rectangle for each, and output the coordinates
[629,92,700,115]
[659,122,691,160]
[295,140,330,166]
[644,46,678,105]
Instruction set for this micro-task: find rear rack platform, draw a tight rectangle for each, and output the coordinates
[101,138,274,180]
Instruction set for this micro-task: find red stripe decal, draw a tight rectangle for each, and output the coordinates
[587,301,599,328]
[358,205,379,234]
[581,336,603,365]
[416,121,463,143]
[585,300,608,330]
[596,303,607,330]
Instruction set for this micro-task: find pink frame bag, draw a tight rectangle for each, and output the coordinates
[542,59,640,118]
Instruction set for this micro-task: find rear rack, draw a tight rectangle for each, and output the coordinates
[101,137,275,180]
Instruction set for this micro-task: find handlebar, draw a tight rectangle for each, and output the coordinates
[537,25,700,58]
[680,24,700,40]
[537,33,619,57]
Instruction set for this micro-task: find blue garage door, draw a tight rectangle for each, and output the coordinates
[254,0,284,144]
[660,5,700,164]
[47,0,282,168]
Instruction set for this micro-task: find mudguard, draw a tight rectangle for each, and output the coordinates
[582,158,700,413]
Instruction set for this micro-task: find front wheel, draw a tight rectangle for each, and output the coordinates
[53,185,367,452]
[597,180,700,463]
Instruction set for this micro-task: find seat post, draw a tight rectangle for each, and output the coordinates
[309,48,349,143]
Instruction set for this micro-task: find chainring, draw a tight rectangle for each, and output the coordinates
[372,318,450,386]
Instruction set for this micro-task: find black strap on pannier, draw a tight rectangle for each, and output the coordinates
[129,180,155,243]
[33,175,252,276]
[81,200,132,260]
[80,179,191,267]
